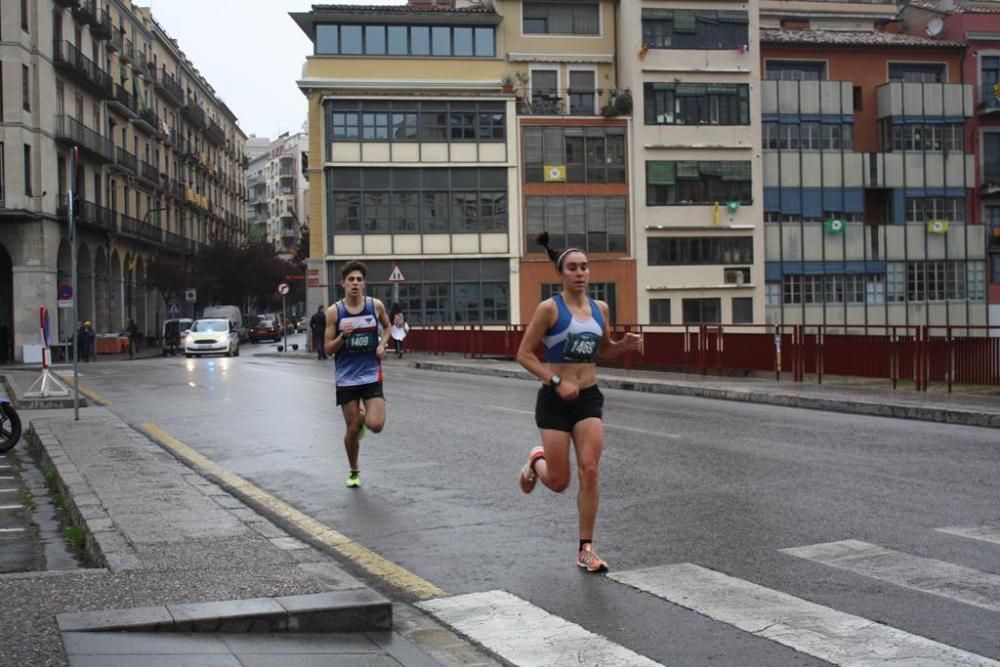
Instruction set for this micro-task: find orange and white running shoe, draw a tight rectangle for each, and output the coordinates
[518,446,545,494]
[577,544,609,573]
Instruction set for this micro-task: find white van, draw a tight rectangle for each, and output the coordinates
[161,318,193,356]
[201,305,245,342]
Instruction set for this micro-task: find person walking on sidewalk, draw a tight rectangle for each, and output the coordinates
[309,305,327,360]
[390,309,408,359]
[515,232,643,573]
[126,319,141,359]
[324,261,392,489]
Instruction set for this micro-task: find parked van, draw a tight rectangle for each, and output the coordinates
[161,318,193,356]
[201,305,246,342]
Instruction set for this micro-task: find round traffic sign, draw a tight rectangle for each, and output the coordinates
[58,283,73,300]
[277,282,290,296]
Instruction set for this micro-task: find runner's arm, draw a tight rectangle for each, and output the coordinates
[374,299,392,359]
[324,305,345,356]
[597,301,642,360]
[516,300,558,383]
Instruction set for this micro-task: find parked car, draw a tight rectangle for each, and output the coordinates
[249,314,283,343]
[161,318,193,356]
[201,305,246,342]
[184,318,240,357]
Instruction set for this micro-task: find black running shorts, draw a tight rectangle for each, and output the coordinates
[336,381,384,406]
[534,384,604,432]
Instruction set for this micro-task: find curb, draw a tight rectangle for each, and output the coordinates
[413,361,1000,429]
[3,373,90,410]
[56,588,391,634]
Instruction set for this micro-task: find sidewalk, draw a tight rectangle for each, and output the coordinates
[410,356,1000,429]
[0,369,499,667]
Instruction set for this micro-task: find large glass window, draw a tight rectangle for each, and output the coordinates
[523,1,600,35]
[569,70,596,115]
[888,63,945,83]
[641,10,748,50]
[525,196,627,253]
[649,298,671,324]
[764,60,826,81]
[885,122,963,152]
[315,23,494,57]
[983,56,1000,110]
[523,126,625,183]
[647,236,753,265]
[327,168,507,235]
[646,161,752,206]
[985,133,1000,183]
[885,261,982,302]
[904,197,964,224]
[644,83,750,126]
[326,100,505,145]
[682,298,721,324]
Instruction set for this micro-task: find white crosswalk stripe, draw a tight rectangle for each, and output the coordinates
[611,563,999,666]
[0,527,25,533]
[937,524,1000,547]
[417,590,662,667]
[0,504,22,510]
[781,539,1000,612]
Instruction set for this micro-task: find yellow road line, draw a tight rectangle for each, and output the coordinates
[140,422,444,600]
[56,372,111,406]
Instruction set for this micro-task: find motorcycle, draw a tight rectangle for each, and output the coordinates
[0,391,22,454]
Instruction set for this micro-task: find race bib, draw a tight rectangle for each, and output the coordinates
[343,331,377,353]
[562,332,600,362]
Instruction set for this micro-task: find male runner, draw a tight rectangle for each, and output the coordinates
[324,261,392,488]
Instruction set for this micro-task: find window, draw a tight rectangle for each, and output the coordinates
[327,100,505,145]
[644,83,749,126]
[23,143,31,196]
[683,298,721,324]
[568,70,595,115]
[886,261,983,302]
[764,60,826,81]
[985,133,1000,184]
[21,65,29,112]
[642,10,748,50]
[0,143,5,204]
[646,161,752,206]
[524,126,625,183]
[525,196,627,253]
[992,256,1000,286]
[888,63,945,83]
[327,167,507,235]
[886,122,963,152]
[647,237,753,265]
[315,24,495,57]
[523,2,600,35]
[765,282,781,306]
[983,56,1000,110]
[21,0,29,32]
[905,197,964,224]
[649,298,672,324]
[732,297,753,324]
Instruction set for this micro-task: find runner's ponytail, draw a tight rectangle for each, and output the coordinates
[535,231,581,271]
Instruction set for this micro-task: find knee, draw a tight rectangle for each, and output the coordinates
[578,461,600,489]
[548,475,571,493]
[367,417,385,434]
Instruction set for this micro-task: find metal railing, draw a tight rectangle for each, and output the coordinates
[156,67,185,106]
[115,147,137,173]
[140,160,159,184]
[112,84,137,114]
[52,40,113,97]
[54,115,114,161]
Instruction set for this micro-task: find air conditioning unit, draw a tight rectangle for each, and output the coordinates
[724,267,750,285]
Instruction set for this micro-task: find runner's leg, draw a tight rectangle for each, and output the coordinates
[571,417,604,541]
[361,396,386,434]
[341,401,363,470]
[533,429,572,493]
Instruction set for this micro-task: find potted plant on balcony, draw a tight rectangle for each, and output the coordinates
[501,73,516,93]
[601,89,633,118]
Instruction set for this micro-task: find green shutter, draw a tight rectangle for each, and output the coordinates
[647,161,676,185]
[721,162,752,181]
[676,161,701,179]
[642,9,674,19]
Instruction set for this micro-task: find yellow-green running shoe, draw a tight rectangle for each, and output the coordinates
[346,471,361,488]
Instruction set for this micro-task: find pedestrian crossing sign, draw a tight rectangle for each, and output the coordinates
[167,301,180,317]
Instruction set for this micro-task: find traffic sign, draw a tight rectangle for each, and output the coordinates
[167,300,180,317]
[184,288,197,303]
[277,282,290,296]
[57,283,73,309]
[388,263,406,283]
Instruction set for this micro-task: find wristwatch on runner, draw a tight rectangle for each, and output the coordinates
[549,374,562,387]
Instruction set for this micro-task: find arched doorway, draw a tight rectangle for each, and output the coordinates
[110,251,123,332]
[0,244,13,363]
[94,246,109,333]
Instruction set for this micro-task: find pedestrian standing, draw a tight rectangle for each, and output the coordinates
[126,319,140,359]
[309,305,327,360]
[324,261,392,488]
[76,321,89,362]
[85,321,97,361]
[515,232,642,573]
[390,310,408,359]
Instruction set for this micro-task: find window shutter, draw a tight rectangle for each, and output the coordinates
[647,161,676,185]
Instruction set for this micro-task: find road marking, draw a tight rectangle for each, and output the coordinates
[0,476,13,480]
[782,539,1000,612]
[418,590,662,667]
[56,372,111,405]
[0,527,25,533]
[611,563,998,666]
[937,524,1000,547]
[0,489,17,493]
[139,422,444,600]
[0,504,22,510]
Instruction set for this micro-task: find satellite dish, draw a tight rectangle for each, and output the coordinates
[926,18,944,37]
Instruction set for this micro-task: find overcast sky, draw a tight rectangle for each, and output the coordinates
[135,0,406,140]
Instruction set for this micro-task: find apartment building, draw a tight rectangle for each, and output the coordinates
[293,1,520,323]
[900,0,1000,327]
[761,0,988,329]
[0,0,247,360]
[244,131,309,258]
[619,0,763,327]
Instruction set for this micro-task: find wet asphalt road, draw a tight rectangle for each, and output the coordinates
[67,341,1000,665]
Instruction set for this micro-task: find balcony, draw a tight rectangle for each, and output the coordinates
[71,0,96,22]
[110,83,137,117]
[182,100,206,129]
[54,0,78,8]
[120,38,134,64]
[864,152,975,189]
[205,120,225,146]
[135,106,160,135]
[54,115,114,163]
[139,160,159,187]
[52,41,113,99]
[979,85,1000,115]
[876,82,974,120]
[57,197,118,234]
[155,67,185,107]
[114,147,137,174]
[120,213,162,245]
[761,80,853,116]
[518,88,631,117]
[983,164,1000,199]
[163,231,193,255]
[108,30,121,52]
